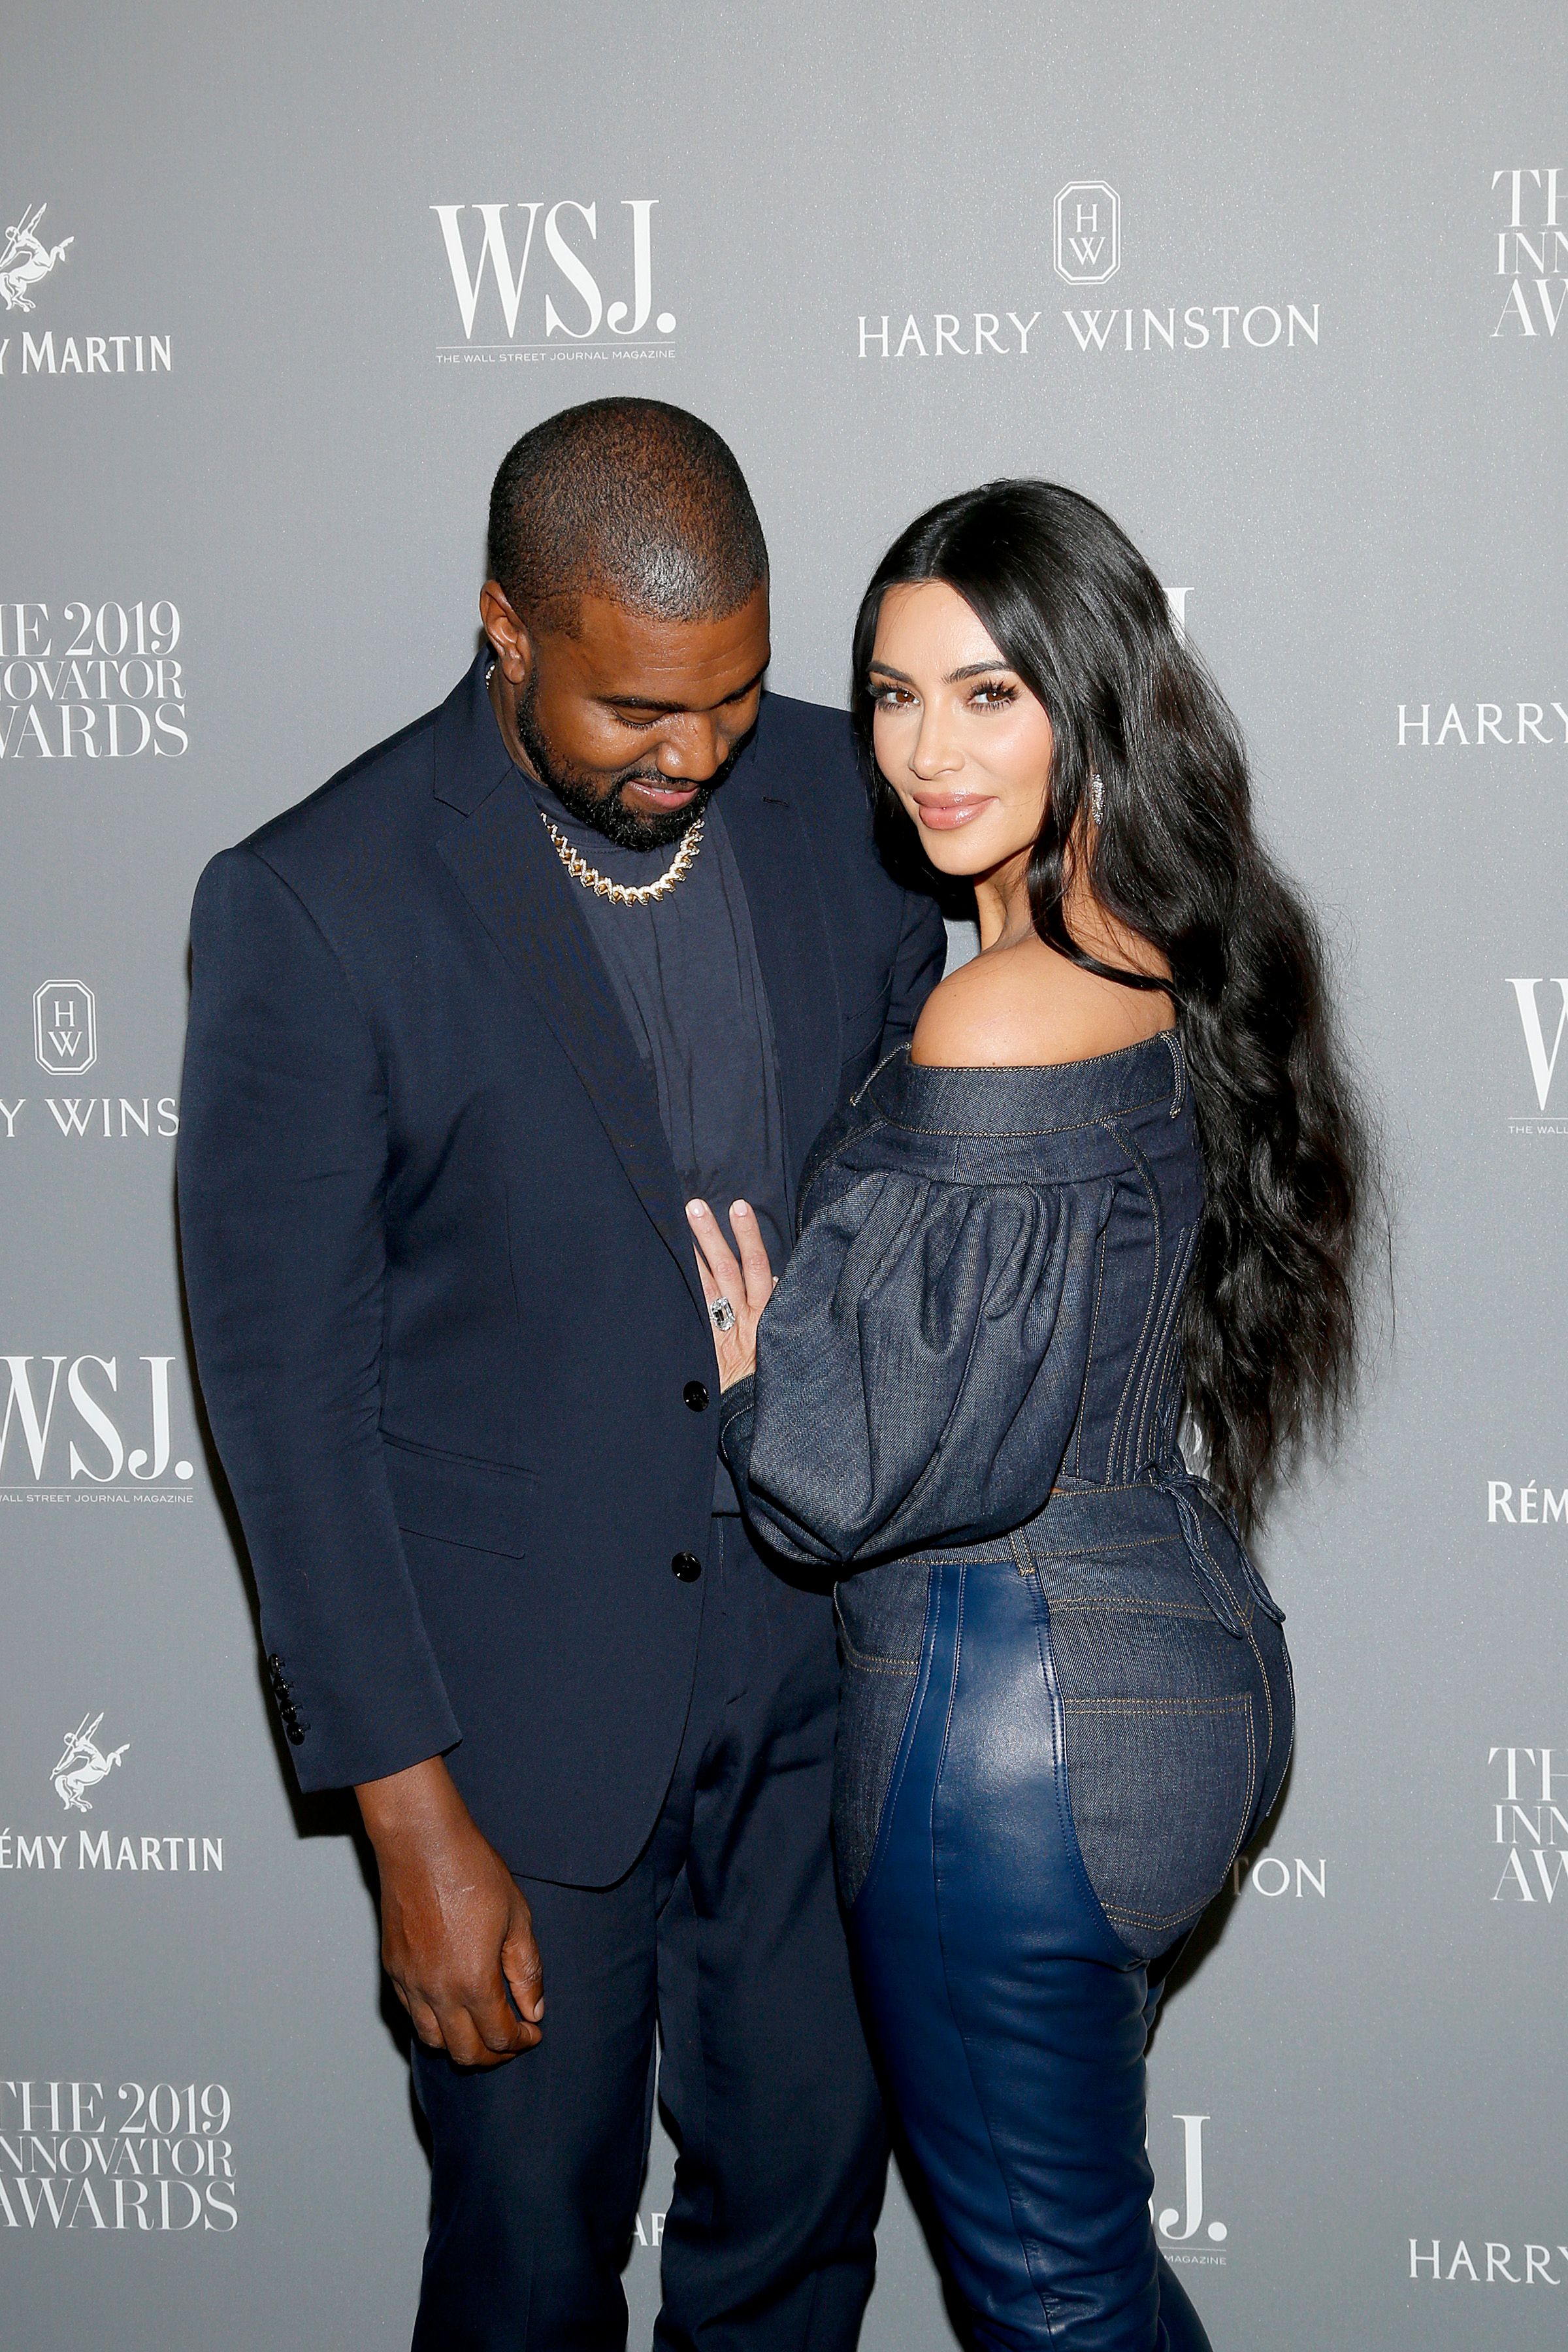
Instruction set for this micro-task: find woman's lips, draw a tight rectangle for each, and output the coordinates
[911,793,994,832]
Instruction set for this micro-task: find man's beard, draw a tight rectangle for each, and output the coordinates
[515,675,738,851]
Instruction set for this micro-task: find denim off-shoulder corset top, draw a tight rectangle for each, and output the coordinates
[718,1030,1204,1567]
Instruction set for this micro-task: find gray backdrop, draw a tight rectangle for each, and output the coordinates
[3,3,1565,2344]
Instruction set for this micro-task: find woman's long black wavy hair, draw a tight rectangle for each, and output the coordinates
[851,480,1378,1535]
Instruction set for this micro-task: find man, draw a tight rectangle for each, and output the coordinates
[178,397,945,2349]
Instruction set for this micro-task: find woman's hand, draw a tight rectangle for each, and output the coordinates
[685,1198,776,1390]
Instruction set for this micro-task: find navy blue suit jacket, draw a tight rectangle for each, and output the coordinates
[177,654,945,1884]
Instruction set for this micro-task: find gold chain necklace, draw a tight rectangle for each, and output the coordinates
[538,806,706,905]
[486,662,706,906]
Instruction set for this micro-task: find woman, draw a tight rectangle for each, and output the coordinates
[685,481,1371,2352]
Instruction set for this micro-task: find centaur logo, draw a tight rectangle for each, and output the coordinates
[0,1356,195,1494]
[0,203,72,314]
[432,201,676,357]
[51,1714,128,1812]
[1054,182,1120,284]
[0,204,171,378]
[33,981,95,1076]
[1506,978,1568,1134]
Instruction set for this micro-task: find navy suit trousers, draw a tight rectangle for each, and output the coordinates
[410,1514,887,2351]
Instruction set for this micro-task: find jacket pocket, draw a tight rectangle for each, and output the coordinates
[382,1435,538,1561]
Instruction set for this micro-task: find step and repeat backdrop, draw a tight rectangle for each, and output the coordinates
[2,4,1563,2346]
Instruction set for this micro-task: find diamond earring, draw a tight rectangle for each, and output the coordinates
[1090,772,1105,825]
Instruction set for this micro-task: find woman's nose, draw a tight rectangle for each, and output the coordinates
[909,717,962,780]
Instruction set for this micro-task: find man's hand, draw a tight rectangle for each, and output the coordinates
[355,1756,543,2066]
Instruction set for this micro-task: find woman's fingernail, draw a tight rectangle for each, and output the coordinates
[732,1200,751,1217]
[686,1200,707,1217]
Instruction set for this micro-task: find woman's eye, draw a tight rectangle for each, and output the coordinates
[872,684,913,709]
[970,680,1017,709]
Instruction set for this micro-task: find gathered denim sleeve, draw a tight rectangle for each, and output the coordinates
[719,1173,1111,1565]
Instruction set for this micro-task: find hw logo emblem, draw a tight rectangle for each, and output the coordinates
[33,980,95,1076]
[1054,181,1120,285]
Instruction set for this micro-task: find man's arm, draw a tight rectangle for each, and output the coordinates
[179,845,457,1786]
[179,845,540,2064]
[881,884,949,1051]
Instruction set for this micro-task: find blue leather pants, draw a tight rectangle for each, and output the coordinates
[838,1482,1292,2351]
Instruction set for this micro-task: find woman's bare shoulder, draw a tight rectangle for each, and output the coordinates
[910,938,1173,1069]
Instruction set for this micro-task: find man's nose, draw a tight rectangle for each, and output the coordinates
[655,715,725,782]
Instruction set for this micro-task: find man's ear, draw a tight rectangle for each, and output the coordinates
[479,580,534,692]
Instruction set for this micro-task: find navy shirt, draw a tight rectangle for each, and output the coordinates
[522,771,792,1509]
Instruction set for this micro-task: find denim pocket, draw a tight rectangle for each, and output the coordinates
[1060,1693,1255,1961]
[832,1563,930,1910]
[1034,1535,1264,1961]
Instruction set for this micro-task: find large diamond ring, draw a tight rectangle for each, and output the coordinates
[710,1297,736,1335]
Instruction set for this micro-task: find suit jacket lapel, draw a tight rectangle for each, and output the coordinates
[433,659,707,1318]
[719,749,843,1186]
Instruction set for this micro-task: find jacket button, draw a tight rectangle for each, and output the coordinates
[683,1381,710,1413]
[286,1723,307,1746]
[670,1552,703,1582]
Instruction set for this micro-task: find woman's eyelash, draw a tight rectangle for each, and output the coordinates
[868,679,1017,709]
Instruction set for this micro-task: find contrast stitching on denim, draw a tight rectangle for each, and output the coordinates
[879,1092,1169,1141]
[1045,1598,1218,1620]
[1162,1027,1186,1115]
[1030,1533,1176,1556]
[1239,1612,1274,1763]
[1068,1221,1111,1479]
[1134,1226,1196,1468]
[1101,1119,1162,1482]
[1062,1697,1251,1715]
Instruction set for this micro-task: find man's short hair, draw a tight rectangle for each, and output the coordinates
[487,398,769,634]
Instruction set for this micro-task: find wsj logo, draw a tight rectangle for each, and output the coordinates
[1490,1746,1568,1904]
[432,201,675,360]
[0,203,171,378]
[1492,168,1567,339]
[0,1356,195,1494]
[1153,2114,1228,2262]
[1506,978,1567,1135]
[33,981,94,1075]
[1054,181,1120,284]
